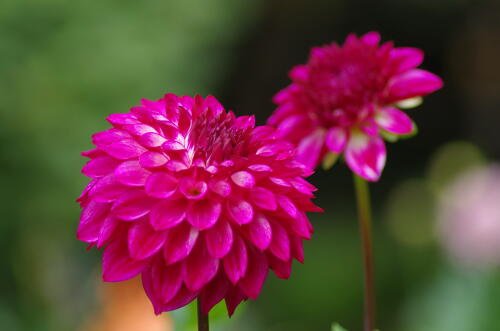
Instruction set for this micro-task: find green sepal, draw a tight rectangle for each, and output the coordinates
[322,151,339,170]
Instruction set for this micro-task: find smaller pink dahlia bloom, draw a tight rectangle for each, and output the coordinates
[77,94,321,316]
[268,32,443,181]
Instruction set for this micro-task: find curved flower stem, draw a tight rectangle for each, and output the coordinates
[353,174,376,331]
[197,298,209,331]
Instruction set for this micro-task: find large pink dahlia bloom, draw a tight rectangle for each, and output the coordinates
[268,32,443,181]
[77,94,321,316]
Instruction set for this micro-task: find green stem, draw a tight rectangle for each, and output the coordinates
[353,174,376,331]
[197,298,209,331]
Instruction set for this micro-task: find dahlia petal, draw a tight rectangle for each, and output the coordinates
[200,273,230,315]
[375,107,414,135]
[102,239,149,282]
[248,164,272,173]
[389,47,424,74]
[179,178,208,200]
[96,215,119,248]
[231,171,255,189]
[139,132,167,148]
[163,223,199,264]
[245,213,272,250]
[226,199,254,225]
[122,124,157,136]
[269,221,291,261]
[208,179,231,197]
[187,199,221,230]
[101,139,147,160]
[267,254,292,279]
[239,247,268,299]
[387,69,443,102]
[139,151,169,168]
[250,187,277,211]
[223,235,248,284]
[107,113,140,125]
[155,286,198,314]
[183,240,219,291]
[361,31,381,46]
[128,221,167,260]
[276,114,308,139]
[114,160,151,187]
[77,200,109,243]
[145,172,178,198]
[112,190,155,221]
[290,235,305,263]
[205,220,233,258]
[89,174,127,202]
[82,156,120,178]
[345,132,386,182]
[286,211,313,239]
[325,127,347,153]
[150,259,183,304]
[225,286,246,317]
[276,195,298,218]
[150,198,187,230]
[295,129,325,169]
[92,129,131,147]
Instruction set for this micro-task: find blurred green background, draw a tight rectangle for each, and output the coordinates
[2,0,500,330]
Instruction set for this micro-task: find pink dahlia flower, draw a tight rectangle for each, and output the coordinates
[77,94,321,316]
[268,32,443,181]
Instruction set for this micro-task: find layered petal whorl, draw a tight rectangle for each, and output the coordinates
[77,94,321,316]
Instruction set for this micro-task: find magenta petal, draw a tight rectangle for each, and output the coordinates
[345,133,386,182]
[160,286,198,312]
[179,178,208,200]
[267,253,292,279]
[325,127,347,153]
[238,247,268,299]
[82,156,120,178]
[102,239,149,282]
[187,199,221,230]
[145,172,178,198]
[387,69,443,102]
[205,220,233,258]
[225,286,246,317]
[250,187,277,211]
[89,174,127,202]
[114,160,151,186]
[128,221,167,260]
[97,216,119,248]
[163,223,199,264]
[101,139,147,160]
[77,200,109,243]
[92,129,131,147]
[200,274,230,315]
[139,151,169,168]
[245,213,272,250]
[112,190,155,221]
[226,199,254,225]
[290,235,305,263]
[286,211,312,239]
[389,47,424,74]
[223,235,248,284]
[231,171,255,189]
[268,221,291,261]
[150,259,183,304]
[150,198,187,230]
[208,179,231,197]
[182,240,219,291]
[295,129,325,168]
[361,31,381,46]
[276,195,298,218]
[376,107,414,135]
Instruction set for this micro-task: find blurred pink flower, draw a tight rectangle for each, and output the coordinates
[437,165,500,269]
[77,94,321,316]
[268,32,443,181]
